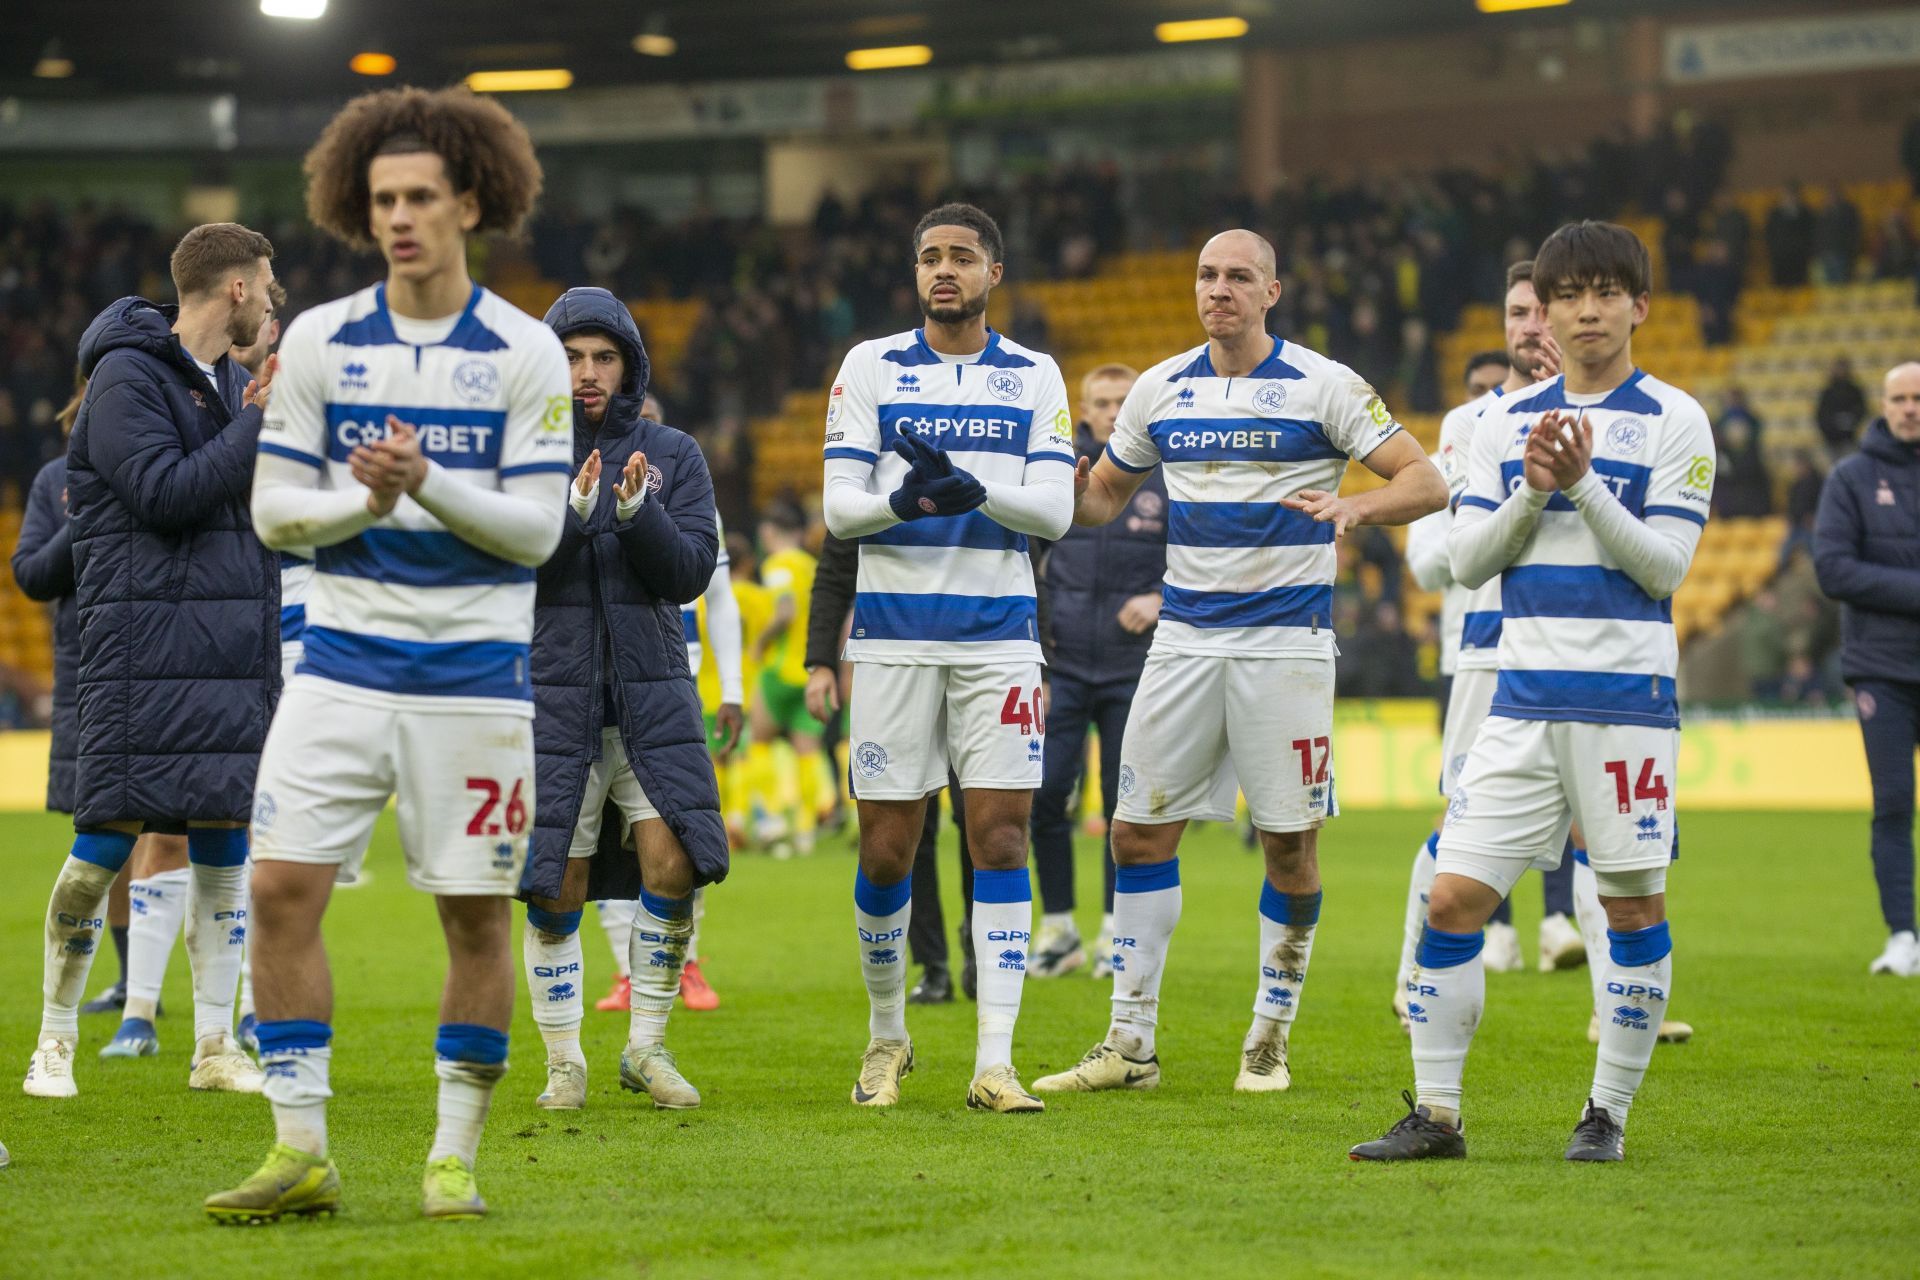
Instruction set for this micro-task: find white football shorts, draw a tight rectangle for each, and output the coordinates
[1113,651,1336,834]
[1436,714,1678,896]
[1438,667,1497,798]
[846,661,1045,799]
[568,726,661,858]
[250,675,534,895]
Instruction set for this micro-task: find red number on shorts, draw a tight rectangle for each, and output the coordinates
[504,779,529,835]
[1602,758,1668,813]
[1291,736,1330,785]
[1030,686,1045,736]
[1000,687,1034,735]
[466,777,503,837]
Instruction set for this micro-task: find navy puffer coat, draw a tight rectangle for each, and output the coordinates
[519,288,727,899]
[1815,419,1920,684]
[12,456,80,812]
[65,297,279,827]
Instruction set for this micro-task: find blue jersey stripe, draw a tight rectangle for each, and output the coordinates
[681,608,701,642]
[261,441,325,469]
[1498,458,1651,515]
[1458,494,1499,512]
[825,446,879,464]
[1460,610,1502,649]
[1645,503,1707,527]
[1493,669,1677,728]
[878,404,1033,458]
[300,626,532,700]
[1167,501,1332,549]
[1501,564,1668,624]
[1160,583,1334,630]
[864,511,1027,553]
[324,404,508,469]
[316,528,535,588]
[1148,417,1345,464]
[851,592,1036,644]
[1104,442,1152,474]
[1027,450,1076,467]
[280,604,306,644]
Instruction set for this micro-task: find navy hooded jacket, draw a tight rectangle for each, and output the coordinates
[1815,419,1920,685]
[519,288,727,899]
[12,455,79,812]
[65,297,279,826]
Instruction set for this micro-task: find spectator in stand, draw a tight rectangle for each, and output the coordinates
[1709,193,1752,274]
[1781,448,1826,565]
[1736,588,1788,700]
[1766,186,1816,288]
[1341,601,1425,699]
[1714,398,1772,517]
[1815,182,1864,285]
[1872,207,1917,282]
[1905,110,1920,195]
[1692,237,1741,346]
[1818,357,1870,458]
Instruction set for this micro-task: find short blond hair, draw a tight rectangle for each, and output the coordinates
[1080,363,1138,398]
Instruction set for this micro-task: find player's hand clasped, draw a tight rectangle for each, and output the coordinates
[888,433,986,522]
[1523,409,1591,492]
[350,414,429,517]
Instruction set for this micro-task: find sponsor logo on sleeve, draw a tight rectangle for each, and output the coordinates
[1681,454,1714,501]
[541,395,571,434]
[827,383,844,427]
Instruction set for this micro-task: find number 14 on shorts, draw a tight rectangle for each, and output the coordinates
[1603,758,1667,814]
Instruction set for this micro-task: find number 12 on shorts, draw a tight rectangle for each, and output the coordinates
[1602,758,1667,813]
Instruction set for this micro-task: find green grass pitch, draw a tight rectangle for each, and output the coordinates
[0,808,1914,1277]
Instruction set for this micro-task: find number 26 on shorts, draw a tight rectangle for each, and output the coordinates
[1602,758,1667,814]
[467,777,530,837]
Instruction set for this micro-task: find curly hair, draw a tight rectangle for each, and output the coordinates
[303,86,543,248]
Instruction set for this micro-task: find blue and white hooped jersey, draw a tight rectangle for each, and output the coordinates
[1439,387,1503,672]
[683,508,728,670]
[1106,335,1402,658]
[823,328,1072,665]
[259,283,574,704]
[1458,369,1713,729]
[279,550,313,658]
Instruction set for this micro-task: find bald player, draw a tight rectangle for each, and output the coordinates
[1036,229,1446,1096]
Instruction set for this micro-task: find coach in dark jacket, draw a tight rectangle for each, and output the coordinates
[1028,388,1167,971]
[66,296,278,828]
[521,288,726,903]
[1814,362,1920,975]
[13,455,79,812]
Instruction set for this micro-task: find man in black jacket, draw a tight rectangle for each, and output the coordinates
[1814,362,1920,977]
[1028,364,1165,979]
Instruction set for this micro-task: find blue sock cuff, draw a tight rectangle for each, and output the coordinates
[187,828,249,867]
[639,889,692,921]
[1259,882,1322,926]
[1607,921,1672,967]
[1424,831,1440,859]
[1416,924,1485,968]
[71,829,137,872]
[526,905,583,935]
[256,1019,332,1054]
[972,867,1032,904]
[854,868,911,917]
[1115,858,1179,893]
[435,1023,509,1065]
[1571,844,1590,867]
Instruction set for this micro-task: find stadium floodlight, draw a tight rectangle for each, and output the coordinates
[350,51,397,75]
[260,0,328,18]
[1154,17,1249,43]
[1475,0,1572,11]
[845,45,933,71]
[465,68,575,92]
[33,41,73,78]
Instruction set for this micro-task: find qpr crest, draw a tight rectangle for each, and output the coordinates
[452,358,500,405]
[1118,764,1136,798]
[855,741,889,779]
[1605,417,1647,454]
[645,462,664,496]
[1253,381,1289,415]
[986,370,1024,402]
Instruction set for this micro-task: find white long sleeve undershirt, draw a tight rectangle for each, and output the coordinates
[704,565,745,704]
[980,473,1074,541]
[822,458,902,540]
[1562,468,1700,600]
[1449,483,1549,590]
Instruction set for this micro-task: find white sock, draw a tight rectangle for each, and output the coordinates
[523,909,584,1062]
[687,887,705,965]
[186,862,247,1043]
[1571,856,1608,1014]
[854,869,911,1042]
[597,899,635,978]
[125,866,190,1024]
[1247,883,1320,1046]
[1106,860,1181,1058]
[1098,911,1115,947]
[628,892,692,1051]
[238,875,254,1022]
[1397,836,1439,994]
[1591,923,1672,1128]
[259,1021,332,1158]
[1407,925,1485,1123]
[42,851,125,1041]
[1041,909,1075,936]
[970,868,1033,1076]
[429,1026,509,1166]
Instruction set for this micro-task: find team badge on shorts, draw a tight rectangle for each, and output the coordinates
[1118,764,1136,798]
[986,370,1024,401]
[1445,788,1468,823]
[855,741,889,779]
[252,791,277,832]
[1253,381,1289,415]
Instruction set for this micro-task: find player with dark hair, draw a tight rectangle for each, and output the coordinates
[208,86,571,1223]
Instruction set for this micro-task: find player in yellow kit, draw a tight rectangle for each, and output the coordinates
[750,502,829,855]
[701,530,774,845]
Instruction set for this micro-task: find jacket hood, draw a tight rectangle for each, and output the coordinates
[78,296,187,378]
[1859,419,1920,466]
[542,287,650,398]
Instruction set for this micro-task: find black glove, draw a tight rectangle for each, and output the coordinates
[893,431,955,479]
[888,436,986,521]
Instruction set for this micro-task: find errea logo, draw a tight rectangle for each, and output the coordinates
[896,373,921,393]
[1175,387,1197,409]
[340,362,370,391]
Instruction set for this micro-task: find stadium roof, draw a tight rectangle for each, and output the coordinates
[3,0,1791,100]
